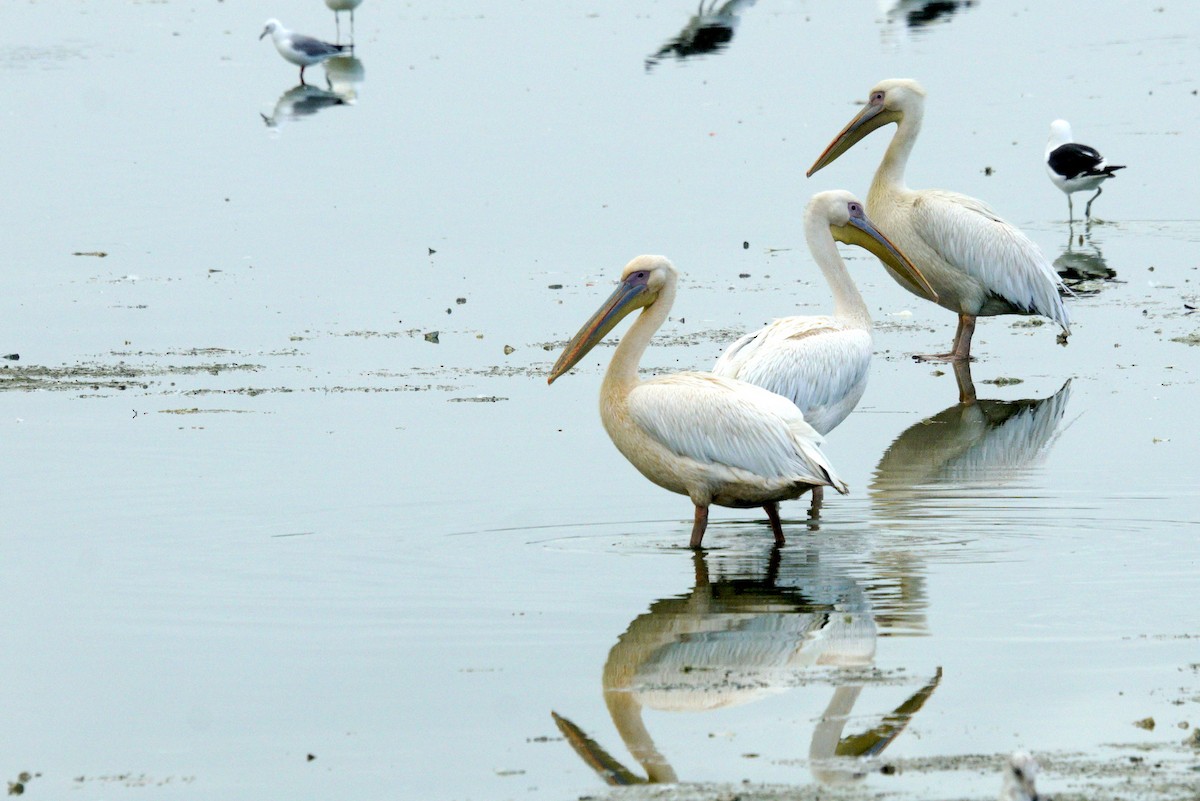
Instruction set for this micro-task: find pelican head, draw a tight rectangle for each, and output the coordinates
[259,18,281,40]
[807,78,926,176]
[547,255,673,384]
[810,190,937,301]
[1000,751,1041,801]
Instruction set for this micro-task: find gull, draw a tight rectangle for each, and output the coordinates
[1045,119,1125,221]
[259,19,350,85]
[324,0,364,42]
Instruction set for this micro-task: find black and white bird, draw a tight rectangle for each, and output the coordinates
[259,19,350,85]
[1045,119,1125,221]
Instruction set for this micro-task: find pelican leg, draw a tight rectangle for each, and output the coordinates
[335,12,341,43]
[951,359,977,404]
[1084,185,1103,219]
[913,314,975,363]
[689,504,709,549]
[808,486,824,519]
[763,502,785,546]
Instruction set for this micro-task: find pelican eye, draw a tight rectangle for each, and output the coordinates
[870,91,884,105]
[847,201,864,218]
[626,270,650,285]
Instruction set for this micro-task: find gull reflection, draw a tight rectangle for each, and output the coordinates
[261,83,348,129]
[323,54,364,101]
[553,546,938,786]
[260,55,362,130]
[1055,224,1115,296]
[645,0,757,71]
[879,0,978,31]
[871,362,1072,517]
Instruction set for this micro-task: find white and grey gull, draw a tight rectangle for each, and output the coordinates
[259,19,350,85]
[1045,119,1124,221]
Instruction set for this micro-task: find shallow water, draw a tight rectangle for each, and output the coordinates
[1,1,1199,799]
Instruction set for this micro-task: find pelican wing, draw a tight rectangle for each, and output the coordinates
[911,190,1070,330]
[626,372,846,491]
[713,317,871,431]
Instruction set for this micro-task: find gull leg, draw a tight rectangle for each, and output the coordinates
[1085,185,1103,219]
[299,65,307,84]
[689,504,709,550]
[1067,193,1074,223]
[763,501,785,547]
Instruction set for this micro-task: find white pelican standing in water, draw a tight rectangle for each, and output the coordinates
[548,255,847,549]
[807,79,1070,362]
[714,190,935,435]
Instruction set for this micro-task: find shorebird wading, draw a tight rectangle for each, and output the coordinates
[259,19,350,84]
[807,79,1071,362]
[548,255,847,549]
[1045,119,1125,221]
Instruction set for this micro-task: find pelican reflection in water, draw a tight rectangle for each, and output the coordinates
[645,0,757,70]
[552,548,939,785]
[548,256,846,549]
[871,362,1072,516]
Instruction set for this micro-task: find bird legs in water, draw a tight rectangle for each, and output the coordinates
[1084,184,1103,219]
[913,313,975,363]
[690,505,709,549]
[689,501,788,549]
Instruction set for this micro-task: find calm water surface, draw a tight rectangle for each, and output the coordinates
[1,2,1198,799]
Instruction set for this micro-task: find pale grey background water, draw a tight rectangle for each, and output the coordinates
[1,1,1198,799]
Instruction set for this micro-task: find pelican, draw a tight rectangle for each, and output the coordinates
[713,190,935,436]
[1045,119,1125,221]
[259,19,350,85]
[548,255,847,549]
[807,79,1071,362]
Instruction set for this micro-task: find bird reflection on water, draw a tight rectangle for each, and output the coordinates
[871,361,1073,519]
[261,56,364,130]
[878,0,978,32]
[261,84,347,129]
[645,0,757,71]
[1055,224,1116,296]
[551,546,939,786]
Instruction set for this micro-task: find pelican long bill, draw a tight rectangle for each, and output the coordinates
[547,276,653,384]
[831,213,938,302]
[807,100,900,177]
